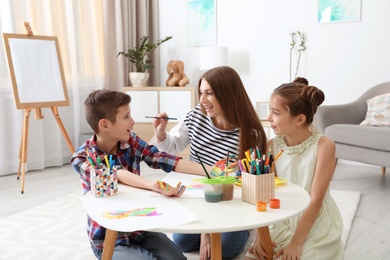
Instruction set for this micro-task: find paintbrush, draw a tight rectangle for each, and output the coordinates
[225,149,230,177]
[195,151,211,179]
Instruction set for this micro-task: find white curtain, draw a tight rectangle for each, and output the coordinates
[0,0,159,177]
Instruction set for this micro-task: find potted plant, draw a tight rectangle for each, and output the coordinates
[117,35,172,87]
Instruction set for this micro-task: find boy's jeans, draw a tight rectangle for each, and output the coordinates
[92,232,186,260]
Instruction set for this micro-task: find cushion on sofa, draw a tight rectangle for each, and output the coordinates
[325,124,390,152]
[360,93,390,127]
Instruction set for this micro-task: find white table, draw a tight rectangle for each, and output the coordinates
[81,172,310,260]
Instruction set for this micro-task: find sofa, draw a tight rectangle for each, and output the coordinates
[313,82,390,174]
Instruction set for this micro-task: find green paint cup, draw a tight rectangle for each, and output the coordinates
[202,178,223,203]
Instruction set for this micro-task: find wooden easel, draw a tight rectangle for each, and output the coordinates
[4,23,75,193]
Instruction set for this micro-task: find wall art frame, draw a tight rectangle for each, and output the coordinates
[256,102,269,120]
[186,0,216,46]
[318,0,362,23]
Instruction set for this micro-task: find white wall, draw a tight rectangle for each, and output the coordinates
[158,0,390,106]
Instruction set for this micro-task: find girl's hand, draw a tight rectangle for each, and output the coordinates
[154,181,186,197]
[275,241,302,260]
[247,238,276,260]
[200,233,211,260]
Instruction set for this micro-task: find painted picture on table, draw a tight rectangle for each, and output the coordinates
[318,0,361,23]
[186,0,216,46]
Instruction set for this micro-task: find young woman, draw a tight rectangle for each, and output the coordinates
[246,78,344,259]
[150,66,268,259]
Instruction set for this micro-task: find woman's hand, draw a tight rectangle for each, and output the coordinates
[152,112,169,142]
[154,181,186,197]
[200,233,211,260]
[275,241,302,260]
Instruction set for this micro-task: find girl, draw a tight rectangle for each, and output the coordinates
[246,78,344,259]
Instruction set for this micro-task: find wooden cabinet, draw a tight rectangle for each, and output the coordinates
[123,86,197,159]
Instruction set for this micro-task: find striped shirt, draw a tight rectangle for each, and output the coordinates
[151,104,240,166]
[71,132,180,250]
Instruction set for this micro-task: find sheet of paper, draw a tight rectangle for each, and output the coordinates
[81,192,198,232]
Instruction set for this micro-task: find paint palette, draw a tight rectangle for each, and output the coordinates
[274,177,288,185]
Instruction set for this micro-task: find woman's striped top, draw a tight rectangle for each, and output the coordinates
[151,104,240,166]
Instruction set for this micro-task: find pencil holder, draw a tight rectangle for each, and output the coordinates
[90,166,118,198]
[241,172,275,205]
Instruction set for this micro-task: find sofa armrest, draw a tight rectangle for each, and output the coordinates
[313,101,367,133]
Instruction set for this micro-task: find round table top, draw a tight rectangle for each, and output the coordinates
[81,172,310,234]
[154,181,309,233]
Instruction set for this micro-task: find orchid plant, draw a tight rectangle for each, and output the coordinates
[289,31,307,81]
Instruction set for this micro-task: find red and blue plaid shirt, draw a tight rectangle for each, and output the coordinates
[70,132,181,249]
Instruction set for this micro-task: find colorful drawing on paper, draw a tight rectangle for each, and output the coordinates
[103,207,162,219]
[186,182,203,190]
[318,0,361,23]
[183,178,203,190]
[186,0,216,46]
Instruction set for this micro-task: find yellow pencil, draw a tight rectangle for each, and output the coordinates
[274,149,284,162]
[104,155,110,168]
[245,150,252,162]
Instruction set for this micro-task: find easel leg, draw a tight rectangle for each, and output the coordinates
[257,226,274,260]
[18,108,31,194]
[17,128,23,180]
[16,107,74,194]
[50,106,75,154]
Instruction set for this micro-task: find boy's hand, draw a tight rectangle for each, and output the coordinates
[154,181,186,197]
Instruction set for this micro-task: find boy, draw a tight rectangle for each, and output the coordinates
[71,89,207,260]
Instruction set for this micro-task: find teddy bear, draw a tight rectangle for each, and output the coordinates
[166,60,190,87]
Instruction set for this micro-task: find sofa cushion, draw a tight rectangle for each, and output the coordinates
[325,124,390,152]
[360,93,390,127]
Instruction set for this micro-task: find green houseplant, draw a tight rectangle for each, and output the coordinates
[117,36,172,86]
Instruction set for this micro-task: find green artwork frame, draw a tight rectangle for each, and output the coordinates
[186,0,216,46]
[318,0,361,23]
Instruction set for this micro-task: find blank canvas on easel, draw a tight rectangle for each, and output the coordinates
[3,33,69,109]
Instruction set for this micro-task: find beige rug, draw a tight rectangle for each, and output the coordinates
[0,190,360,259]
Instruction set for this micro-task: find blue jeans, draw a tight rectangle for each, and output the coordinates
[173,230,250,259]
[92,232,186,260]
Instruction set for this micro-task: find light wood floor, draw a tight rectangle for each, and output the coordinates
[1,163,389,259]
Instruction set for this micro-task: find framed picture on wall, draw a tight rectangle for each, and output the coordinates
[186,0,217,46]
[318,0,362,23]
[256,102,269,120]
